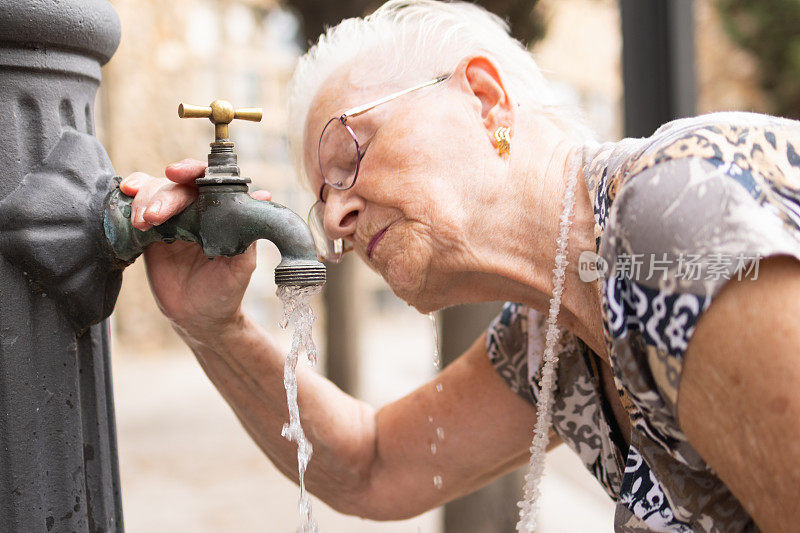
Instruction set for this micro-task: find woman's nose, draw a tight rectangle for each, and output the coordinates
[323,189,364,240]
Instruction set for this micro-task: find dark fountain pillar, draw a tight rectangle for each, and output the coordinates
[0,1,124,531]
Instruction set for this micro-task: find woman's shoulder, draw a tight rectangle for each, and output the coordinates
[596,112,800,288]
[625,111,800,184]
[587,111,800,203]
[581,112,800,254]
[584,112,800,202]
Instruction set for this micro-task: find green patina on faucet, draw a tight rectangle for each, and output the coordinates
[103,99,326,287]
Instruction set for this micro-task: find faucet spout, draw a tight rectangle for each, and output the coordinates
[103,179,326,287]
[241,195,327,286]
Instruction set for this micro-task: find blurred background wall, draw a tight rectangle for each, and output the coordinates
[98,0,791,531]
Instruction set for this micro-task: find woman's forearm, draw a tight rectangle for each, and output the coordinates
[172,316,544,522]
[174,312,378,515]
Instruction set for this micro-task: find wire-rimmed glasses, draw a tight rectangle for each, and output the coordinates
[307,73,451,263]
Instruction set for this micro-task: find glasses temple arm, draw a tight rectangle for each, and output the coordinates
[344,74,451,118]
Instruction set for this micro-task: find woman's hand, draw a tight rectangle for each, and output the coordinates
[119,158,273,342]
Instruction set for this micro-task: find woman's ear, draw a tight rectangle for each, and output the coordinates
[452,56,514,149]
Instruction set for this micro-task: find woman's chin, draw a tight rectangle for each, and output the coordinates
[408,299,442,315]
[372,228,447,311]
[382,254,433,311]
[386,269,452,315]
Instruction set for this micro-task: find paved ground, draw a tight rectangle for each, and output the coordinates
[111,310,615,532]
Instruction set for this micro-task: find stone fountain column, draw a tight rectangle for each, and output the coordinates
[0,1,125,530]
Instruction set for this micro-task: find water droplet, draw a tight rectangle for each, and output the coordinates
[428,415,434,424]
[429,312,441,369]
[435,382,443,393]
[433,475,443,489]
[430,442,437,455]
[436,426,445,441]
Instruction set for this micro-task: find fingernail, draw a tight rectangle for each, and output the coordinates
[122,178,139,189]
[135,206,145,225]
[146,201,161,216]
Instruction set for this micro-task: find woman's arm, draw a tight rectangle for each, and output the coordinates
[678,255,800,532]
[181,317,557,521]
[121,161,555,519]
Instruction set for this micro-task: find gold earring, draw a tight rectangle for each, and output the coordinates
[494,126,511,155]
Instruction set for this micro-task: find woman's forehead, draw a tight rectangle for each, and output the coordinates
[303,72,388,149]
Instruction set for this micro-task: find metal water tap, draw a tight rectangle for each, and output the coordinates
[103,99,326,287]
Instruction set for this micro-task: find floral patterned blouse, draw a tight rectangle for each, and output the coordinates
[486,112,800,532]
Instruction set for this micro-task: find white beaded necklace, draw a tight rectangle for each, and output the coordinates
[516,148,583,532]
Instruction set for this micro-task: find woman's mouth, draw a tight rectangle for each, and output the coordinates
[367,225,391,259]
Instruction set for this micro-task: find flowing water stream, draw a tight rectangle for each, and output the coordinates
[277,284,323,533]
[274,293,445,530]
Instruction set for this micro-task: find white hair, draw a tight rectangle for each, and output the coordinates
[286,0,595,186]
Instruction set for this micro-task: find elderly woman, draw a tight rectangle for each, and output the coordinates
[121,1,800,531]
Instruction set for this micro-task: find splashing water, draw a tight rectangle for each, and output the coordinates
[429,312,441,369]
[277,284,323,533]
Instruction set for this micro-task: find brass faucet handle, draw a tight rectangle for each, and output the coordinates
[178,99,263,141]
[233,107,263,122]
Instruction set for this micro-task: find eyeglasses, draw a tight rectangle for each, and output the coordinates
[308,73,451,263]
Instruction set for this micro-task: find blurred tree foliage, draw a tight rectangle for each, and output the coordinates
[285,0,546,51]
[716,0,800,119]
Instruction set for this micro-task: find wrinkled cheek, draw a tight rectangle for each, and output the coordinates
[384,247,427,304]
[385,257,416,299]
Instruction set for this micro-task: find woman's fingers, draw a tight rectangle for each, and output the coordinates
[143,183,198,226]
[249,189,272,201]
[127,177,197,231]
[122,169,269,231]
[165,158,207,184]
[119,171,151,196]
[121,172,159,230]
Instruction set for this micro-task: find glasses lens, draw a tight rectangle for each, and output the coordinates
[318,118,359,190]
[308,201,344,263]
[307,201,356,264]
